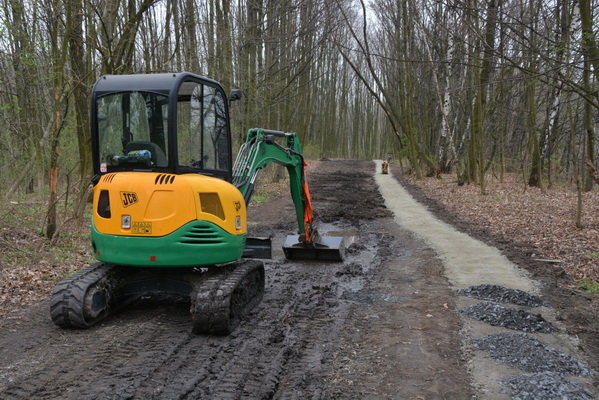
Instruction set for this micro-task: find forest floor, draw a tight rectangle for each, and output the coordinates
[0,159,597,399]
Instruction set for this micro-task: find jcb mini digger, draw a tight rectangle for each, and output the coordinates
[50,72,343,334]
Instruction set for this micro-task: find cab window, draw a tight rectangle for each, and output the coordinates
[177,81,230,174]
[97,92,169,172]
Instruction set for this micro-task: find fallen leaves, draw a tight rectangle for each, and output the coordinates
[0,222,93,320]
[409,173,599,282]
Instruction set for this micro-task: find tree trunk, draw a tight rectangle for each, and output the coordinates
[579,0,599,84]
[46,0,68,239]
[68,0,92,220]
[526,0,542,190]
[583,56,596,192]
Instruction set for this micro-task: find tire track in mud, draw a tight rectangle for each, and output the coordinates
[182,246,377,400]
[74,315,198,399]
[2,308,193,399]
[1,252,373,398]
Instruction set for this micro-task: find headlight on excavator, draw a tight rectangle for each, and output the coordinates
[199,193,225,220]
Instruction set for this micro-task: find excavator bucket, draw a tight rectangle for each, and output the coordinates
[280,160,345,262]
[283,235,345,262]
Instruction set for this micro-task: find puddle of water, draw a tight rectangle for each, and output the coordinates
[323,228,358,248]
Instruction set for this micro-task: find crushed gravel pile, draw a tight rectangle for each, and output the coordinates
[460,302,555,333]
[506,372,594,400]
[457,284,545,307]
[473,333,595,376]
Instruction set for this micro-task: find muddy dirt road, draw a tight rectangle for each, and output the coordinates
[0,160,595,399]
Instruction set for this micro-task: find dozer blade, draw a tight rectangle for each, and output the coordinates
[243,237,272,259]
[283,235,345,262]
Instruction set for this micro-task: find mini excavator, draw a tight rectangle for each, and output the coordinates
[50,72,343,334]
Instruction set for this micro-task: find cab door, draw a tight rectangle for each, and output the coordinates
[175,79,232,180]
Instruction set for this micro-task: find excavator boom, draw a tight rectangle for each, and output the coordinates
[232,128,344,261]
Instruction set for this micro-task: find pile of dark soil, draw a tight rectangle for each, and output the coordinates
[460,302,555,333]
[309,160,392,222]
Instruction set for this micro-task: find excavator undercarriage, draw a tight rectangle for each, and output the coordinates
[51,260,265,334]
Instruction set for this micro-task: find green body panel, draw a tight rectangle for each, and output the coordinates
[91,220,246,267]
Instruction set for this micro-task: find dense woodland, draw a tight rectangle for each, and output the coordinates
[0,0,598,238]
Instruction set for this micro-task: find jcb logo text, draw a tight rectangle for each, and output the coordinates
[121,192,138,208]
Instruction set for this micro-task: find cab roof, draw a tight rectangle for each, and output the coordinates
[92,72,222,95]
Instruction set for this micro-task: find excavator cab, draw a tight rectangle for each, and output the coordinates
[92,73,233,179]
[89,74,250,268]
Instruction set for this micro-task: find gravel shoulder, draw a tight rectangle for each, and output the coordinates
[394,167,599,361]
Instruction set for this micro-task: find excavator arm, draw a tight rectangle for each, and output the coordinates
[232,128,343,260]
[233,128,315,242]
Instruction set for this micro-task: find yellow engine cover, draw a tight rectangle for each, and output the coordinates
[93,172,247,237]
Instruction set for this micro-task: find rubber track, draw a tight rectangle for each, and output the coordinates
[191,259,265,335]
[49,263,117,329]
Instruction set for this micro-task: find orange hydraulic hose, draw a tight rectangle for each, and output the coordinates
[302,160,314,243]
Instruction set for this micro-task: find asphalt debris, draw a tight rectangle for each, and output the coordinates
[460,302,555,333]
[473,333,595,376]
[457,284,545,307]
